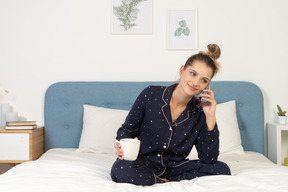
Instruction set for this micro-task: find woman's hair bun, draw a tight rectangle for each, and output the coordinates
[207,44,221,60]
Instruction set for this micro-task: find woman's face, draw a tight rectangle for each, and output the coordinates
[178,60,213,97]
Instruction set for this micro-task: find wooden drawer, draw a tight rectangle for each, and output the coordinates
[0,127,44,163]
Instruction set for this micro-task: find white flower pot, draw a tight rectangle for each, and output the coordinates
[278,116,287,125]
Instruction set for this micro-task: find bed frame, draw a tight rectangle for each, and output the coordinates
[44,81,264,154]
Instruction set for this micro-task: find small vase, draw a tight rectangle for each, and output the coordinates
[1,103,10,127]
[279,116,287,125]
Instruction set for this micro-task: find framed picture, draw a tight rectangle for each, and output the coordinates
[111,0,153,34]
[167,9,198,50]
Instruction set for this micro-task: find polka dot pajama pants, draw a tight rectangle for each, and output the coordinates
[111,157,231,186]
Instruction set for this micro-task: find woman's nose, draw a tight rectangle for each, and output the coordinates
[193,79,201,87]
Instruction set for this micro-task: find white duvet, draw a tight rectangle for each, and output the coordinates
[0,149,288,192]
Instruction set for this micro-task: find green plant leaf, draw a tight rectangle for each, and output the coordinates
[277,104,287,116]
[114,0,148,31]
[174,28,183,36]
[183,27,190,36]
[179,20,187,27]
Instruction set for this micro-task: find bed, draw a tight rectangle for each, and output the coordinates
[1,81,288,192]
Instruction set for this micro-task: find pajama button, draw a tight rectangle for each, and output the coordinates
[157,154,161,157]
[163,145,167,149]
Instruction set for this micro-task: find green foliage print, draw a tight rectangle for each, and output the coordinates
[114,0,148,31]
[174,20,190,37]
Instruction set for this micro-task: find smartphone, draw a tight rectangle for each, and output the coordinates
[200,81,211,103]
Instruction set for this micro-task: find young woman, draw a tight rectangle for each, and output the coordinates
[111,44,231,185]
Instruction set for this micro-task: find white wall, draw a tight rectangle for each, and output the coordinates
[0,0,288,171]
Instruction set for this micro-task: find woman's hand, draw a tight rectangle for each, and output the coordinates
[115,142,124,160]
[200,84,217,131]
[114,137,138,160]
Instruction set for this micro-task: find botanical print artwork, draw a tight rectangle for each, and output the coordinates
[113,0,148,31]
[167,9,198,50]
[174,20,190,37]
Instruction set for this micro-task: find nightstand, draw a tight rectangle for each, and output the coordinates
[0,126,44,168]
[267,123,288,165]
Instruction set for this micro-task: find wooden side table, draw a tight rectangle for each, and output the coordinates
[0,126,44,168]
[267,123,288,165]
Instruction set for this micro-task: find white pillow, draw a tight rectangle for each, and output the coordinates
[76,105,129,153]
[216,100,244,154]
[189,100,244,159]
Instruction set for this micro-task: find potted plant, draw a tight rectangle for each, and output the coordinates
[277,104,287,124]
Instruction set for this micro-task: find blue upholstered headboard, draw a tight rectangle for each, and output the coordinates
[44,81,264,154]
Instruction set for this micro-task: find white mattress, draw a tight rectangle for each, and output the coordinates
[1,148,288,192]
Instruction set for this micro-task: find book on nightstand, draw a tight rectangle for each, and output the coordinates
[5,121,37,130]
[6,121,36,126]
[5,125,37,130]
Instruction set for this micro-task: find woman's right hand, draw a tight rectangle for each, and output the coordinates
[115,142,124,160]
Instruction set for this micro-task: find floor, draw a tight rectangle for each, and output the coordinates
[0,163,10,175]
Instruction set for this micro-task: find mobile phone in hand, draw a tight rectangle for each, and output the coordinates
[200,81,211,103]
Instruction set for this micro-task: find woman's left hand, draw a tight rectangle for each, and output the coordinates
[200,84,217,131]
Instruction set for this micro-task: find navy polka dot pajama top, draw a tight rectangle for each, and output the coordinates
[111,84,231,185]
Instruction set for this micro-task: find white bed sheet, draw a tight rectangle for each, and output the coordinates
[0,148,288,192]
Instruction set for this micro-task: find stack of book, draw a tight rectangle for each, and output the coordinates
[5,121,37,130]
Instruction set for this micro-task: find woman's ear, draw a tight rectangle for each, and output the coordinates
[179,65,185,77]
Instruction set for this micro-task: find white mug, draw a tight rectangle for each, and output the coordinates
[114,138,140,161]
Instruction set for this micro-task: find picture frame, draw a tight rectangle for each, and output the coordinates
[111,0,153,35]
[167,9,198,50]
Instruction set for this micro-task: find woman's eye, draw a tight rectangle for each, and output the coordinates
[190,72,196,76]
[202,79,208,84]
